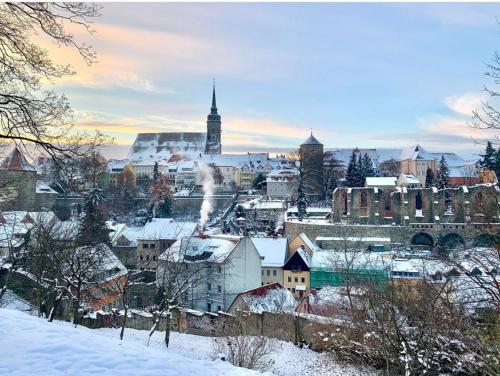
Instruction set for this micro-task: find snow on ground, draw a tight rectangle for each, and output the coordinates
[96,326,376,376]
[0,289,38,315]
[0,309,261,376]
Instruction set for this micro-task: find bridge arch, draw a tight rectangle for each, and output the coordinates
[411,232,434,249]
[438,233,465,250]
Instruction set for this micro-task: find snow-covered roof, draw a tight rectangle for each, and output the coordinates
[130,132,207,162]
[266,168,300,178]
[324,146,469,168]
[161,236,238,264]
[107,159,130,172]
[365,177,397,187]
[35,181,58,195]
[311,250,389,270]
[0,146,36,172]
[233,282,296,313]
[139,218,197,240]
[398,173,420,185]
[115,226,143,247]
[240,197,286,211]
[301,133,323,146]
[297,232,319,252]
[251,237,288,267]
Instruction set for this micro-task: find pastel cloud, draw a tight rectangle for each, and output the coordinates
[443,92,486,116]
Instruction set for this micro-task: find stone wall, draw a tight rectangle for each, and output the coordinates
[78,308,337,352]
[0,171,37,211]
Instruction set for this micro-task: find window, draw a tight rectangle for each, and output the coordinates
[217,266,222,273]
[384,194,391,212]
[143,243,149,249]
[292,288,296,293]
[217,306,222,312]
[273,270,276,276]
[360,191,368,208]
[294,277,298,283]
[207,283,211,291]
[139,255,143,261]
[342,192,348,215]
[288,276,291,282]
[445,191,453,214]
[267,270,270,276]
[146,255,150,261]
[261,269,264,276]
[150,243,155,249]
[152,256,156,261]
[207,303,211,312]
[217,285,222,293]
[301,277,305,283]
[415,191,423,211]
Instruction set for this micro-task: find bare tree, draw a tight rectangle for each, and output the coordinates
[80,149,107,188]
[0,214,26,303]
[0,3,110,159]
[152,235,225,348]
[212,312,275,370]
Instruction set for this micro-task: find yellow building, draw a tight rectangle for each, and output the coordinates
[283,248,311,298]
[289,233,317,257]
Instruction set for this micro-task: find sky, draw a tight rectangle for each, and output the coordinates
[45,3,500,160]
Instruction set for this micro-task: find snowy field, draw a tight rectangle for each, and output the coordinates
[96,325,375,376]
[0,308,375,376]
[0,309,260,376]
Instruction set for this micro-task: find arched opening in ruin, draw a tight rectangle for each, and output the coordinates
[473,233,498,247]
[438,233,465,250]
[415,191,423,217]
[342,191,348,215]
[359,191,368,216]
[411,232,434,249]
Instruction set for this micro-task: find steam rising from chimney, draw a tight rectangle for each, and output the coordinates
[199,163,215,228]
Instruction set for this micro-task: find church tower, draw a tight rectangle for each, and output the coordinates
[205,84,222,154]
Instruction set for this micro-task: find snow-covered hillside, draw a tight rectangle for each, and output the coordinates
[97,326,375,376]
[0,308,375,376]
[0,309,260,376]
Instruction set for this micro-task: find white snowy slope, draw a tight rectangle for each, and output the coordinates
[96,327,376,376]
[0,309,262,376]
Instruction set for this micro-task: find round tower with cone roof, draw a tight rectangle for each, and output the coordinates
[299,131,324,201]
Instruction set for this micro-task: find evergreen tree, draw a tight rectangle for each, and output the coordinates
[157,196,172,218]
[494,148,500,177]
[345,151,359,187]
[296,180,308,221]
[153,161,160,181]
[252,173,266,189]
[360,153,375,184]
[425,167,435,188]
[78,188,110,246]
[435,156,450,189]
[356,154,364,187]
[479,141,496,170]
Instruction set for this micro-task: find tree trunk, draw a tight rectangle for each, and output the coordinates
[73,283,81,327]
[164,313,171,348]
[120,305,128,340]
[48,288,65,322]
[147,314,160,347]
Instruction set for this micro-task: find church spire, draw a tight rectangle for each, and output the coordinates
[211,81,217,114]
